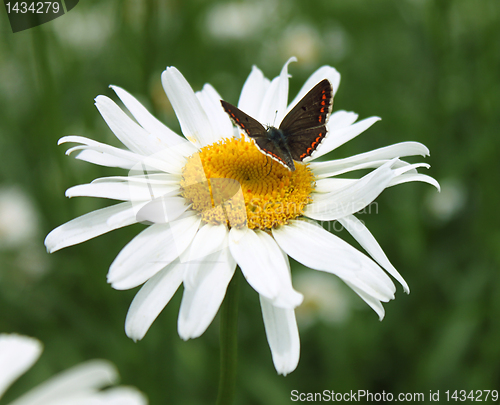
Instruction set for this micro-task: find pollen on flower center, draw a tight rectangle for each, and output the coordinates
[180,137,315,230]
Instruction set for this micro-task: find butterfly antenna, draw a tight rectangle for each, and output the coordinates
[272,110,278,126]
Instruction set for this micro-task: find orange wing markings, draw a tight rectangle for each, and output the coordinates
[251,139,286,164]
[298,132,325,160]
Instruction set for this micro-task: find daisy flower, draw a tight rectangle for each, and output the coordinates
[0,334,147,405]
[45,57,439,376]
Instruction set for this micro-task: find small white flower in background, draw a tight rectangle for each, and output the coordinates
[294,269,352,329]
[425,178,465,223]
[52,3,115,53]
[0,186,48,277]
[323,25,350,63]
[0,186,39,249]
[281,24,321,66]
[204,1,267,41]
[0,334,147,405]
[45,57,439,375]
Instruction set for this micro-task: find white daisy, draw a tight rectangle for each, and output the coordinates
[45,57,439,375]
[0,334,147,405]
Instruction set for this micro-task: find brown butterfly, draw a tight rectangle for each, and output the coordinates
[221,79,333,171]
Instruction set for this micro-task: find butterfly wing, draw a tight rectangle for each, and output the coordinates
[221,100,298,170]
[220,100,267,138]
[280,79,333,133]
[279,79,333,161]
[285,127,328,162]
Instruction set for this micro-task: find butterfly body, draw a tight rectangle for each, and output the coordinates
[258,126,296,171]
[221,79,333,171]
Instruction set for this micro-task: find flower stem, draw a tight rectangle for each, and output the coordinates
[216,270,240,405]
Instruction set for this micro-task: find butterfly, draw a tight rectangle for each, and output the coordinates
[220,79,333,171]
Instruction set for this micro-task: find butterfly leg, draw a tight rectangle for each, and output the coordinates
[266,156,272,176]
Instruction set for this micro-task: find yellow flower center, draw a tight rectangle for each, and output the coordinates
[180,137,315,230]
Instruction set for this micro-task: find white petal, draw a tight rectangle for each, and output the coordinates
[41,387,147,405]
[80,386,148,405]
[44,202,138,253]
[259,56,297,126]
[73,149,138,169]
[314,178,356,193]
[196,83,234,140]
[61,135,186,175]
[99,174,180,187]
[338,215,409,293]
[95,96,159,156]
[311,116,381,160]
[313,158,424,181]
[287,65,341,113]
[392,162,429,176]
[228,227,303,308]
[92,174,181,184]
[272,220,396,307]
[389,173,441,191]
[313,160,430,193]
[108,214,201,290]
[305,160,397,221]
[344,280,386,320]
[125,260,184,341]
[9,360,118,405]
[238,65,271,117]
[0,334,42,400]
[178,247,236,339]
[135,195,189,224]
[260,297,300,376]
[105,201,148,228]
[65,182,180,201]
[312,159,401,180]
[309,141,430,178]
[327,110,359,130]
[133,148,187,175]
[161,67,216,148]
[182,223,229,288]
[110,85,197,157]
[60,136,143,169]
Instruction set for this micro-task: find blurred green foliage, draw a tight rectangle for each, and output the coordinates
[1,0,500,404]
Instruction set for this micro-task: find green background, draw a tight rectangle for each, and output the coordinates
[1,0,499,403]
